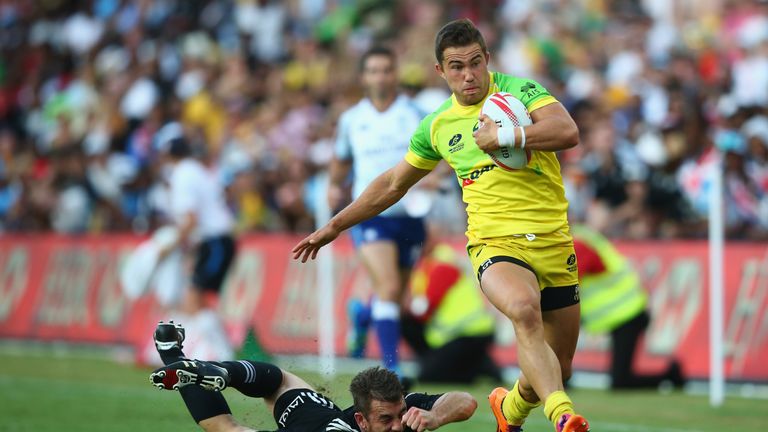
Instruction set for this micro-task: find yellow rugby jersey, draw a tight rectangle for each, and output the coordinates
[405,71,570,239]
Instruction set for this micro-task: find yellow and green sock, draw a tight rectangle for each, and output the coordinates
[501,381,542,426]
[543,390,575,429]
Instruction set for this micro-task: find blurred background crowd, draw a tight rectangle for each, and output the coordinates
[0,0,766,240]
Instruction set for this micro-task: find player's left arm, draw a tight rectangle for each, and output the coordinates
[523,102,580,151]
[475,101,579,152]
[401,392,477,431]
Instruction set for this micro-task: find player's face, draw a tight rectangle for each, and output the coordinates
[362,55,398,101]
[436,43,490,106]
[356,398,408,432]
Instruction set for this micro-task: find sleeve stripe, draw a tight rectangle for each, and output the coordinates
[528,96,558,113]
[405,151,440,170]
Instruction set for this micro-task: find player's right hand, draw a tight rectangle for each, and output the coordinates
[401,407,438,431]
[473,113,500,153]
[292,225,340,262]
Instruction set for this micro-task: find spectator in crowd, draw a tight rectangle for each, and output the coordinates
[0,0,766,240]
[153,131,237,361]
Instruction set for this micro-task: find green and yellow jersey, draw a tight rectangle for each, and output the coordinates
[405,71,570,240]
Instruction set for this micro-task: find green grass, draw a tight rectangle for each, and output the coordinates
[0,352,765,432]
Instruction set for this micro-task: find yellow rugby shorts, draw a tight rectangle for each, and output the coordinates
[467,229,580,311]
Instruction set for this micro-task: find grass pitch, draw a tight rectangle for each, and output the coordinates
[0,350,765,432]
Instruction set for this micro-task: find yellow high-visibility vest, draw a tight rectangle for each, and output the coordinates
[411,245,495,348]
[572,226,647,334]
[425,272,496,348]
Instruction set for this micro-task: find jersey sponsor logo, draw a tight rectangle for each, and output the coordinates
[520,82,541,99]
[566,253,578,272]
[278,391,336,427]
[448,134,462,146]
[460,164,496,187]
[277,394,304,427]
[448,133,465,153]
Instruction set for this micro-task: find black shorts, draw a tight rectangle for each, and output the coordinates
[272,389,344,432]
[192,235,236,292]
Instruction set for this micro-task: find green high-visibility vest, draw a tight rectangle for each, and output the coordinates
[572,226,647,334]
[424,274,496,349]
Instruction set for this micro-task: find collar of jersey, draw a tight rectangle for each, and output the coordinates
[362,94,404,114]
[448,72,499,115]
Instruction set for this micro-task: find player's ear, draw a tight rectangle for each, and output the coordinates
[354,412,368,430]
[484,51,490,65]
[435,62,445,79]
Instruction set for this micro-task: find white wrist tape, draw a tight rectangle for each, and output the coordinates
[497,126,516,148]
[518,126,526,149]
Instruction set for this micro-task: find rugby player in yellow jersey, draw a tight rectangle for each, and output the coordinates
[294,18,590,432]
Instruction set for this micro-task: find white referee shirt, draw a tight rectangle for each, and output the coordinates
[168,158,234,240]
[335,94,424,217]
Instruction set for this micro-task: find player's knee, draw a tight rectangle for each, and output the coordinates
[199,414,244,432]
[375,281,402,302]
[504,297,542,331]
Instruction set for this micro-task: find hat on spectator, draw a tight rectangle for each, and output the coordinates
[94,46,130,76]
[635,130,667,167]
[120,78,160,120]
[742,116,768,147]
[737,15,768,49]
[154,122,184,153]
[716,94,739,119]
[714,129,747,155]
[175,70,205,100]
[83,130,110,156]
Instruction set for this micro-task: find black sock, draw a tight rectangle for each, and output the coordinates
[216,360,284,398]
[179,385,232,424]
[157,347,231,423]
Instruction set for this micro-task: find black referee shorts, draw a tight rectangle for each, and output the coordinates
[192,235,236,292]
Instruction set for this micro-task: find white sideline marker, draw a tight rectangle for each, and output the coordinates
[316,173,336,375]
[708,152,724,407]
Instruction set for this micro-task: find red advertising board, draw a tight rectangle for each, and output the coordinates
[0,234,766,381]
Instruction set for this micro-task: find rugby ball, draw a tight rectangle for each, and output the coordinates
[481,92,532,171]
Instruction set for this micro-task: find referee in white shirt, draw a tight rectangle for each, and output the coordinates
[328,46,426,380]
[167,137,236,293]
[160,133,236,359]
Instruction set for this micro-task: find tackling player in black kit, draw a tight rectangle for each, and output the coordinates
[150,322,477,432]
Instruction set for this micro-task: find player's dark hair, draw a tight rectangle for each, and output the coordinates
[434,18,488,65]
[359,46,396,72]
[350,367,403,416]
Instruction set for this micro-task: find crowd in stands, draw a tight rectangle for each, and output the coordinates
[0,0,766,240]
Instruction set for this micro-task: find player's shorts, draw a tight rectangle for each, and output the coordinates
[467,229,579,311]
[272,388,343,432]
[193,234,236,292]
[350,215,426,268]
